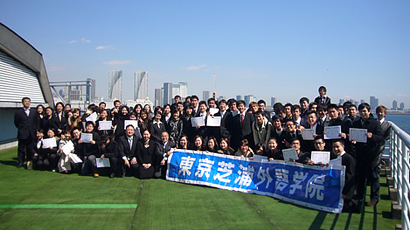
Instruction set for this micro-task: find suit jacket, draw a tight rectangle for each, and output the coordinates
[352,117,383,155]
[156,140,176,161]
[314,96,331,105]
[51,112,67,133]
[220,110,233,140]
[118,134,140,159]
[231,111,255,149]
[14,108,38,140]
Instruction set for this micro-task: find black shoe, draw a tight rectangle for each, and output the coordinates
[121,172,126,178]
[110,173,115,178]
[17,163,22,168]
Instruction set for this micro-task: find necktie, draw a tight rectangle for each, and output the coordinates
[128,138,132,150]
[241,114,244,125]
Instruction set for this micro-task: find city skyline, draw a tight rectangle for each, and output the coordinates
[108,70,122,101]
[134,71,148,100]
[3,2,408,107]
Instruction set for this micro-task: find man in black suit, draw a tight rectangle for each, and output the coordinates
[156,131,176,178]
[118,124,140,177]
[314,86,331,106]
[14,97,38,169]
[218,99,232,141]
[352,103,383,207]
[231,100,254,150]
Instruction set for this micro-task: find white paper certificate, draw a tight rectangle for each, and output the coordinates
[324,126,341,139]
[96,158,111,168]
[350,128,368,143]
[206,115,221,127]
[99,121,112,130]
[301,129,315,140]
[124,120,138,130]
[282,148,298,162]
[61,141,74,155]
[69,153,83,163]
[311,151,330,165]
[209,108,219,115]
[42,138,57,148]
[81,133,93,143]
[191,117,205,127]
[85,112,98,122]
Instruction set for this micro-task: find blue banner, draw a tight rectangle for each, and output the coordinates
[166,150,345,213]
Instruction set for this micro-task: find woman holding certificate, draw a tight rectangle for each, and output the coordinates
[96,109,113,137]
[79,121,101,177]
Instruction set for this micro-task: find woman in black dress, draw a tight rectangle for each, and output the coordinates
[136,130,157,179]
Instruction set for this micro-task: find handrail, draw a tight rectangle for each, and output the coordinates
[389,121,410,229]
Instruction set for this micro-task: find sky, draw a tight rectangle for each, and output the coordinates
[1,0,409,108]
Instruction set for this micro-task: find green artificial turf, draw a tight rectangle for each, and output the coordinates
[0,147,401,230]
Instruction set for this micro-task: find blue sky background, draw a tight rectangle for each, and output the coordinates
[1,0,409,108]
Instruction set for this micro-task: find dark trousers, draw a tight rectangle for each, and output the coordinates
[17,137,34,165]
[32,155,50,169]
[107,157,118,174]
[120,159,139,177]
[356,152,381,202]
[81,155,97,175]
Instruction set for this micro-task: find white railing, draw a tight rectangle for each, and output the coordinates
[389,121,410,229]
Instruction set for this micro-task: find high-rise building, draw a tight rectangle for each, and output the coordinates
[86,78,96,102]
[134,71,148,100]
[172,84,180,100]
[244,95,256,106]
[155,88,162,106]
[163,82,172,105]
[400,102,405,110]
[203,91,211,101]
[236,95,242,101]
[392,100,398,110]
[178,82,188,98]
[370,96,379,110]
[108,70,122,100]
[339,99,345,106]
[271,97,276,107]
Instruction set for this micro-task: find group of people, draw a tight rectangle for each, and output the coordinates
[14,86,391,212]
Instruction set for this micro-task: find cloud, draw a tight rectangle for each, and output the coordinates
[80,38,91,43]
[183,64,207,71]
[96,45,113,50]
[68,38,91,44]
[397,93,408,97]
[103,60,131,65]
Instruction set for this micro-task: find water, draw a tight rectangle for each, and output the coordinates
[386,114,410,134]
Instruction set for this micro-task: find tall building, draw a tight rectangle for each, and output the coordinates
[178,82,188,99]
[108,70,122,101]
[172,84,180,100]
[392,100,398,110]
[271,97,276,107]
[163,82,172,105]
[155,88,162,107]
[339,99,345,106]
[236,95,242,101]
[400,102,405,110]
[244,95,256,106]
[86,78,96,102]
[370,96,379,110]
[203,91,211,101]
[134,71,148,100]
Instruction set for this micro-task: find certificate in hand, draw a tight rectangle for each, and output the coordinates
[124,120,138,130]
[191,117,205,127]
[99,121,112,130]
[349,128,368,143]
[282,148,298,162]
[324,126,341,139]
[96,158,111,168]
[85,112,98,122]
[61,140,74,155]
[81,133,93,143]
[69,153,82,163]
[206,115,221,127]
[42,138,57,148]
[311,151,330,165]
[301,129,315,140]
[209,108,219,115]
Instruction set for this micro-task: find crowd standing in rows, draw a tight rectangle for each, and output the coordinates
[14,86,391,212]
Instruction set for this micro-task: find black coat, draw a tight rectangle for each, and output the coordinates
[118,134,140,159]
[14,108,38,140]
[352,117,383,155]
